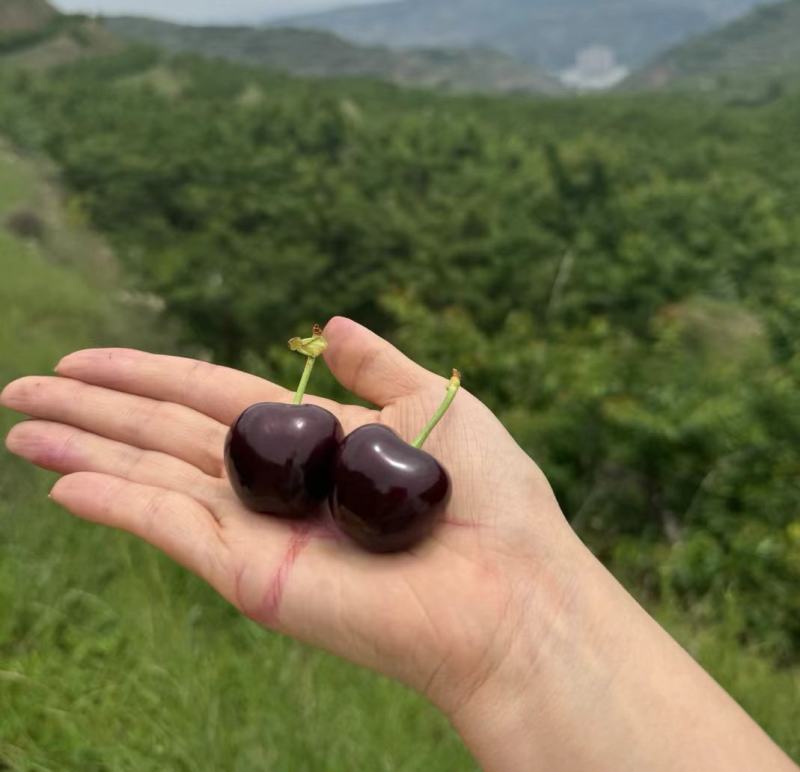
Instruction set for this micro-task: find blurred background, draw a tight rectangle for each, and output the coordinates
[0,0,798,768]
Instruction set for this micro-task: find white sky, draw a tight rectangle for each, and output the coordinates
[52,0,387,24]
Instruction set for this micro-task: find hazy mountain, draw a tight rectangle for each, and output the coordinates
[104,16,563,94]
[274,0,771,74]
[624,0,800,95]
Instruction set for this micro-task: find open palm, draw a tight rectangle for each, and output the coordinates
[2,317,575,715]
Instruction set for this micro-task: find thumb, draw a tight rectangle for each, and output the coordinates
[322,317,438,407]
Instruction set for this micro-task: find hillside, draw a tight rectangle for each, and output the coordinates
[274,0,769,74]
[625,0,800,94]
[104,16,562,95]
[0,0,120,67]
[0,0,56,34]
[0,34,799,766]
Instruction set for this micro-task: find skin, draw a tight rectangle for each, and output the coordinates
[1,316,796,772]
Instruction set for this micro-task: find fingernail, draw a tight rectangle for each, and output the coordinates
[55,351,82,372]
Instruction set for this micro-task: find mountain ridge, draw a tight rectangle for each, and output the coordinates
[103,16,563,95]
[272,0,771,71]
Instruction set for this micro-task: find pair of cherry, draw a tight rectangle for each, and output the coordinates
[224,327,460,553]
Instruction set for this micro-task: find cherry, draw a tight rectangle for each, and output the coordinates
[331,425,451,553]
[331,371,461,553]
[225,402,343,519]
[225,326,343,519]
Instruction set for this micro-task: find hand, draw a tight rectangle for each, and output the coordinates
[1,317,578,719]
[4,318,798,771]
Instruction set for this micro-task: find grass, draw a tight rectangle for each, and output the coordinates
[0,145,35,210]
[0,143,474,770]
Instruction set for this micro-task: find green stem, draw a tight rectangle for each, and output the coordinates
[292,356,316,405]
[412,370,462,449]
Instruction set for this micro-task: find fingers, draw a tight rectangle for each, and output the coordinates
[54,348,340,425]
[1,376,227,477]
[323,317,439,407]
[45,322,434,425]
[51,472,230,591]
[6,421,224,509]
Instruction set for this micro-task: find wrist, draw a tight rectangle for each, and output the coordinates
[445,535,797,772]
[444,533,605,770]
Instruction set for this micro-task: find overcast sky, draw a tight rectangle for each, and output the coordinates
[52,0,387,24]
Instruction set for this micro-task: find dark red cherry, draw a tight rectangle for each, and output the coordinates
[225,403,343,519]
[330,424,451,553]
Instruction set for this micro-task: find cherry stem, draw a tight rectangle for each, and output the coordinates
[292,356,316,405]
[412,370,462,449]
[289,324,326,405]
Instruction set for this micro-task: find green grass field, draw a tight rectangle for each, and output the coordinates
[0,142,797,769]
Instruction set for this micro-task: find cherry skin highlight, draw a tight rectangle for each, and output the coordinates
[225,403,343,519]
[330,424,451,553]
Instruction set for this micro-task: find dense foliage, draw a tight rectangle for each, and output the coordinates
[0,50,798,666]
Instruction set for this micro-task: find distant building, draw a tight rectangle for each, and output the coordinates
[560,46,629,90]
